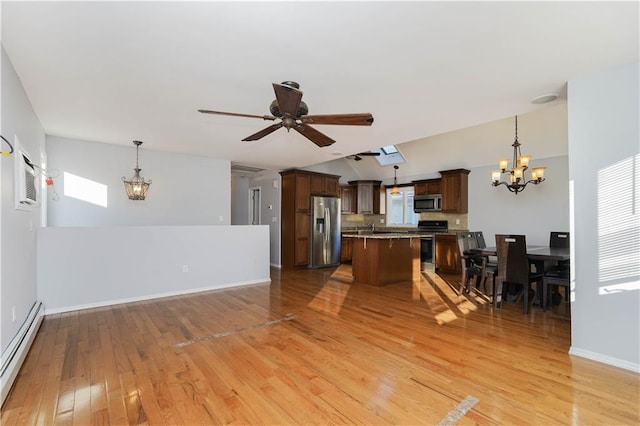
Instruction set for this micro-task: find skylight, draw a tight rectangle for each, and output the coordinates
[372,145,406,166]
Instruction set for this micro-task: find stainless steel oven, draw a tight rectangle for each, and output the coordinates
[415,220,448,271]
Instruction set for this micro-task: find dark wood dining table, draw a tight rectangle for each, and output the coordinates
[465,246,570,307]
[467,246,570,264]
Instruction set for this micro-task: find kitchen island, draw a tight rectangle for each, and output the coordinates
[343,232,432,286]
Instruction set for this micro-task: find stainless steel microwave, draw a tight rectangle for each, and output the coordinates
[414,194,442,212]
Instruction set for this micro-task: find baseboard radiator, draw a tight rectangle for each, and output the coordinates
[0,301,44,406]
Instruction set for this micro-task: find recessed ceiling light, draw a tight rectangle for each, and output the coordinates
[331,152,343,156]
[530,93,559,104]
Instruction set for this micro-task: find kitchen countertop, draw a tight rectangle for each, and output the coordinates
[342,232,436,239]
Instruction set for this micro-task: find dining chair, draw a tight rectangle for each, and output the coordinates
[494,234,544,314]
[456,231,483,295]
[471,231,498,297]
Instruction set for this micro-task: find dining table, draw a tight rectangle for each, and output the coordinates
[465,246,571,308]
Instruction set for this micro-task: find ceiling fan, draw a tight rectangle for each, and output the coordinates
[198,81,374,147]
[346,152,381,161]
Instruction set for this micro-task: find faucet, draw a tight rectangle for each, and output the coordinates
[369,222,375,231]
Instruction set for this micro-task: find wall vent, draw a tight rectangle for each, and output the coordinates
[231,164,266,174]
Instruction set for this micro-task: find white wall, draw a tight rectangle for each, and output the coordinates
[0,47,45,354]
[568,61,639,370]
[468,155,570,246]
[249,171,281,267]
[46,136,231,226]
[38,225,270,313]
[231,175,250,225]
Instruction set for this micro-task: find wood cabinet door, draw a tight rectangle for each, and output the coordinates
[414,182,428,196]
[340,236,354,263]
[435,234,460,273]
[295,173,311,212]
[339,185,356,213]
[427,179,442,194]
[310,174,324,195]
[357,183,374,214]
[294,213,310,265]
[324,177,339,197]
[440,169,469,213]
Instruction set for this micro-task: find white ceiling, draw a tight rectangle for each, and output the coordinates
[2,1,638,172]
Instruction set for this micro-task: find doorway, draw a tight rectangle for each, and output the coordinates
[249,187,261,225]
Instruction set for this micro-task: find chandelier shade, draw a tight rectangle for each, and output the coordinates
[491,116,546,194]
[122,140,151,200]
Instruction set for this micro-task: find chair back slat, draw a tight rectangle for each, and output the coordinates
[550,232,570,248]
[474,231,488,249]
[495,234,529,284]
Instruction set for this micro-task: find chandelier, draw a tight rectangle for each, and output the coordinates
[122,140,152,200]
[491,116,546,194]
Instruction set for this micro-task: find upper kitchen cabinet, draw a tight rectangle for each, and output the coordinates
[280,169,341,268]
[348,180,382,214]
[310,173,339,197]
[339,185,357,214]
[439,169,470,213]
[413,178,442,196]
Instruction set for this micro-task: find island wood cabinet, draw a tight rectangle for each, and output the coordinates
[340,232,355,263]
[348,180,382,214]
[439,169,470,213]
[435,233,460,273]
[413,178,441,196]
[280,169,340,268]
[339,185,357,214]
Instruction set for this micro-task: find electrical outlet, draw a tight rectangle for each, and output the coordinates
[456,219,461,225]
[182,265,189,273]
[272,217,277,222]
[218,215,224,222]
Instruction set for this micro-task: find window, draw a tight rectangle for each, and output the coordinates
[386,187,418,226]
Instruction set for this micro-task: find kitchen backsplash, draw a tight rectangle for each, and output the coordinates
[341,212,468,231]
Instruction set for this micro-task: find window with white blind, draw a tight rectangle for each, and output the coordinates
[386,187,419,226]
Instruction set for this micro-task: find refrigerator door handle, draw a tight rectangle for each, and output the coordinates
[325,207,330,243]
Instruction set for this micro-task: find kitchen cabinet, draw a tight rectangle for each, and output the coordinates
[310,174,339,197]
[340,232,355,263]
[413,178,441,196]
[339,185,357,214]
[280,169,341,268]
[348,180,382,214]
[439,169,470,213]
[435,233,460,273]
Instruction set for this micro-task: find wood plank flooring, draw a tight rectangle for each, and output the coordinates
[2,266,638,425]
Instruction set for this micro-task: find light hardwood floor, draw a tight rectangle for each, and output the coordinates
[2,266,638,425]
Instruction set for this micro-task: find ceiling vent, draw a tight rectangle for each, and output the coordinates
[231,164,266,174]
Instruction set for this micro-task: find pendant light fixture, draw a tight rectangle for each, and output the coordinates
[122,140,152,200]
[491,116,546,194]
[391,165,400,194]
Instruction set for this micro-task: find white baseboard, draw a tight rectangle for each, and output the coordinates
[1,301,44,406]
[44,277,272,315]
[569,346,640,373]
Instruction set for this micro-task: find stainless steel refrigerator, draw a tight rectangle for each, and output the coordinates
[310,196,341,268]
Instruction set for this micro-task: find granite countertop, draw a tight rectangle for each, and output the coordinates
[342,232,435,239]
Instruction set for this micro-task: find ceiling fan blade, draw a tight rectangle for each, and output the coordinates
[242,122,284,141]
[300,113,374,126]
[198,109,276,121]
[272,83,303,118]
[293,124,335,147]
[356,151,380,156]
